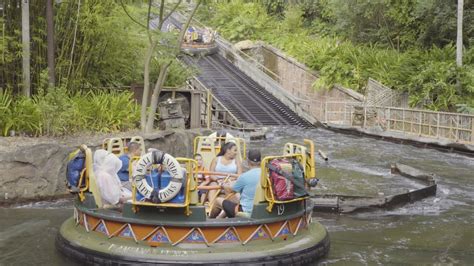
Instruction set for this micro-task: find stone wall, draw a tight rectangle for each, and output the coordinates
[248,45,364,103]
[0,129,201,205]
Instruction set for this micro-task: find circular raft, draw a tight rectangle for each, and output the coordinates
[57,217,329,265]
[181,42,218,56]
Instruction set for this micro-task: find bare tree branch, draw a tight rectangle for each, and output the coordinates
[119,0,147,29]
[162,0,183,28]
[158,0,165,29]
[146,0,152,31]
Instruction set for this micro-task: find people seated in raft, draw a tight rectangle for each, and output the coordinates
[118,142,142,189]
[207,142,243,202]
[94,150,132,206]
[195,153,211,203]
[210,149,261,218]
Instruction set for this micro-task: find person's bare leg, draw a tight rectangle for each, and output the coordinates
[200,192,208,204]
[209,197,224,218]
[208,181,218,203]
[216,210,226,219]
[214,198,227,219]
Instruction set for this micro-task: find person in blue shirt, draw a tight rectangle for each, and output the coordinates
[213,149,261,218]
[118,142,142,185]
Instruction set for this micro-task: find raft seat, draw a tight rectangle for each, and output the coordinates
[128,136,146,155]
[193,135,246,170]
[283,139,316,179]
[77,145,103,208]
[130,158,199,216]
[103,137,125,156]
[257,153,310,213]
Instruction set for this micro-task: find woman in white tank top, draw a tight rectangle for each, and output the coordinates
[207,142,242,204]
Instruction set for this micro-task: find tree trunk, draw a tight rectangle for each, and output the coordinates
[145,61,171,133]
[140,39,158,131]
[456,0,463,67]
[21,0,31,97]
[46,0,56,87]
[143,0,202,133]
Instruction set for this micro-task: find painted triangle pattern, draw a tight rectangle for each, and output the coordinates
[216,229,239,243]
[119,225,134,238]
[150,230,170,243]
[183,230,206,243]
[276,224,291,237]
[95,221,108,235]
[251,227,269,240]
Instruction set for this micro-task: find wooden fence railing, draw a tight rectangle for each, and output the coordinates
[322,103,474,144]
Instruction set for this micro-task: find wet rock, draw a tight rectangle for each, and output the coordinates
[0,129,201,204]
[0,143,69,204]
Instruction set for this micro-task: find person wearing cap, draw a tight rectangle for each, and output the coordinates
[211,149,262,218]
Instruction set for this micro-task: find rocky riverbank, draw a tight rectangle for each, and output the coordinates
[0,129,202,205]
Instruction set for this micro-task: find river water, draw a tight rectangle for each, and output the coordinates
[0,127,473,265]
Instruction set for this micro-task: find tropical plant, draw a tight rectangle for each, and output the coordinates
[197,1,474,110]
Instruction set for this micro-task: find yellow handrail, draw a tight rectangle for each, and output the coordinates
[260,154,308,212]
[193,136,246,159]
[131,158,198,216]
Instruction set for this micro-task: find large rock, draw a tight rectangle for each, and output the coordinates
[0,143,69,204]
[0,129,201,205]
[234,40,258,50]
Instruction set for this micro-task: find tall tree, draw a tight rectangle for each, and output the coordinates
[457,0,464,67]
[122,0,200,133]
[144,0,201,132]
[21,0,31,97]
[46,0,55,87]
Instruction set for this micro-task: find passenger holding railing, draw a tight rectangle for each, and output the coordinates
[195,153,211,203]
[207,142,243,203]
[118,142,142,190]
[210,149,261,218]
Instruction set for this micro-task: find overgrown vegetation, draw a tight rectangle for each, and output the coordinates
[0,1,193,136]
[0,88,139,137]
[198,1,474,111]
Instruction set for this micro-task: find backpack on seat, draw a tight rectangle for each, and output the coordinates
[268,159,294,201]
[268,158,308,201]
[66,149,86,191]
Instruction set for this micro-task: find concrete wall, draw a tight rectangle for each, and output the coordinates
[248,45,364,103]
[0,130,201,205]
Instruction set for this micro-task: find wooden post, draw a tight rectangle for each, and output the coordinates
[190,91,201,129]
[387,108,391,130]
[363,106,367,128]
[207,91,211,129]
[456,114,460,142]
[471,116,474,143]
[343,102,347,125]
[419,111,422,136]
[402,109,405,133]
[324,101,328,123]
[437,113,440,138]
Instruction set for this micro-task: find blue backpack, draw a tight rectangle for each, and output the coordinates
[66,149,86,191]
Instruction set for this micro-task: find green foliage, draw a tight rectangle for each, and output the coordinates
[198,1,474,111]
[0,89,139,137]
[207,1,273,41]
[0,1,190,93]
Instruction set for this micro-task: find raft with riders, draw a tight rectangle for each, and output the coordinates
[57,132,330,264]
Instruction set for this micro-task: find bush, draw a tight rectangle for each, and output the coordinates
[0,88,140,137]
[197,2,474,111]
